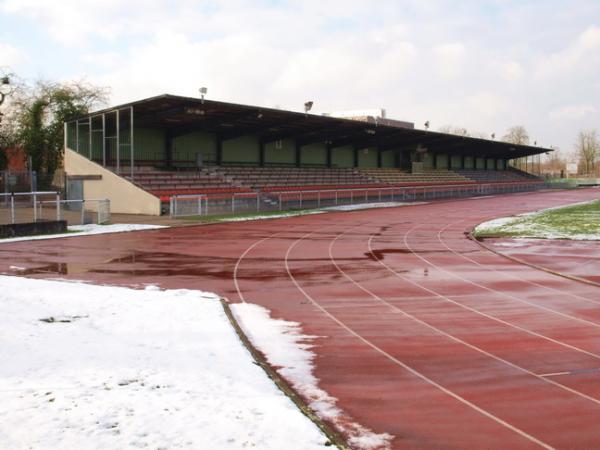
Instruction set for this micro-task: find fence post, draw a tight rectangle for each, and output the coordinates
[10,194,15,224]
[300,192,303,209]
[33,193,37,222]
[232,195,236,214]
[317,191,321,208]
[279,194,282,211]
[335,190,338,205]
[256,194,259,212]
[350,190,353,204]
[81,200,85,225]
[56,193,61,221]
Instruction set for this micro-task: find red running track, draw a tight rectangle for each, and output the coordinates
[2,188,600,449]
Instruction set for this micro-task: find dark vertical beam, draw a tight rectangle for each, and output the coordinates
[326,143,332,168]
[259,140,265,167]
[295,141,301,167]
[165,130,174,168]
[461,155,465,170]
[494,158,499,170]
[353,146,359,168]
[216,135,223,166]
[377,147,382,168]
[432,152,438,169]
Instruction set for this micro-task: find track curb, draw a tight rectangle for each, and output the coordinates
[467,231,600,289]
[220,298,350,450]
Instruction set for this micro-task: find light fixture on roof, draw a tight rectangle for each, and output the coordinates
[424,120,430,130]
[491,133,496,139]
[304,101,313,114]
[199,87,207,104]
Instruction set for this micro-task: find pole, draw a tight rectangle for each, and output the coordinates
[88,116,92,159]
[33,193,37,222]
[56,193,61,221]
[11,194,15,224]
[130,106,134,180]
[116,109,120,174]
[102,114,106,167]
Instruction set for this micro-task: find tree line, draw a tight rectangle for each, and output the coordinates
[0,76,108,182]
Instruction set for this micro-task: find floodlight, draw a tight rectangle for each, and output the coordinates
[424,120,430,130]
[304,101,313,113]
[199,87,208,103]
[491,133,496,139]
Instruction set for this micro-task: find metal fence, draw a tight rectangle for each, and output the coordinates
[170,181,548,218]
[1,170,36,193]
[1,191,110,226]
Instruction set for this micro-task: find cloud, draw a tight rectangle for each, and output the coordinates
[0,42,27,68]
[549,105,597,121]
[432,42,467,79]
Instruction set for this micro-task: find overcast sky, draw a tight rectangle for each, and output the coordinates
[1,0,599,153]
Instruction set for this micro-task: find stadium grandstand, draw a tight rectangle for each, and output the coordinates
[63,94,548,215]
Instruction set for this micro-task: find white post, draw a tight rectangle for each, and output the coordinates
[63,122,68,151]
[56,193,60,221]
[81,200,85,225]
[88,116,92,159]
[102,114,106,167]
[232,195,235,214]
[11,194,15,224]
[317,191,321,208]
[256,194,259,212]
[130,107,134,180]
[279,194,282,211]
[33,193,37,222]
[116,109,120,174]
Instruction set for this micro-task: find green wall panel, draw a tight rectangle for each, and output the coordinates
[435,153,449,169]
[476,157,485,169]
[464,156,475,169]
[134,128,165,162]
[301,143,327,165]
[497,159,506,170]
[381,150,396,168]
[173,131,216,163]
[486,158,495,170]
[422,152,433,169]
[358,147,378,167]
[265,139,295,164]
[223,136,260,164]
[331,146,354,168]
[450,155,462,169]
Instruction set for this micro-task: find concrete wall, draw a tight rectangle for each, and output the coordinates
[65,148,161,216]
[381,150,396,168]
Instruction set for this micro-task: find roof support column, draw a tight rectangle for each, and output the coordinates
[259,140,265,167]
[353,146,359,168]
[295,141,301,167]
[165,130,174,169]
[377,147,382,168]
[432,152,438,169]
[216,136,223,166]
[326,143,332,168]
[461,155,465,170]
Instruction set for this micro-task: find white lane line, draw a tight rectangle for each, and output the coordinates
[402,223,600,330]
[437,220,600,306]
[284,226,554,450]
[328,223,600,409]
[365,222,600,363]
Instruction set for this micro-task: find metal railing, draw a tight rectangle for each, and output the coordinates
[170,181,548,218]
[1,191,110,226]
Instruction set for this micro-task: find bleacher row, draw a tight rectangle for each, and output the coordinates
[124,165,539,201]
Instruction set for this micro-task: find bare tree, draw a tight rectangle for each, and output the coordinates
[575,130,599,175]
[502,126,530,145]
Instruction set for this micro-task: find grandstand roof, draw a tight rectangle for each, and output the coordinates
[80,94,550,159]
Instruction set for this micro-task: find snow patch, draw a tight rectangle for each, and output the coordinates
[0,223,168,243]
[323,201,425,212]
[232,302,393,450]
[0,276,330,450]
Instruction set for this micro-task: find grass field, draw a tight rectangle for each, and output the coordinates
[474,199,600,240]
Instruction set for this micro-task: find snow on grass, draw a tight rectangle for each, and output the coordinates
[232,303,393,450]
[322,202,425,212]
[0,223,168,244]
[0,276,331,450]
[474,199,600,240]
